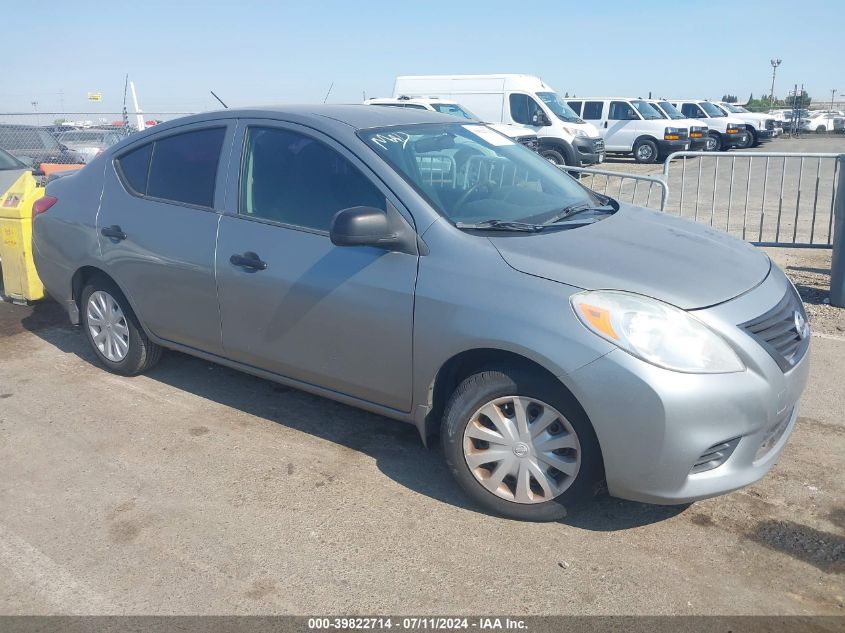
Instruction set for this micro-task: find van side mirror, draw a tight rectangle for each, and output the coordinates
[531,112,551,126]
[330,205,418,255]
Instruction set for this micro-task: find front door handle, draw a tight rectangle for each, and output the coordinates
[101,225,127,241]
[230,251,268,271]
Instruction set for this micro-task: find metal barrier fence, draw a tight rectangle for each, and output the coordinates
[661,151,842,248]
[562,165,668,209]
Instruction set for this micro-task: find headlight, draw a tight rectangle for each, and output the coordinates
[571,290,745,373]
[563,127,587,138]
[664,127,681,140]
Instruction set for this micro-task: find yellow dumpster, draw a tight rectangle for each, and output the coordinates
[0,171,46,304]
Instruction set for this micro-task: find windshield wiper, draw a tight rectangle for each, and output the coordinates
[455,219,546,232]
[544,203,616,224]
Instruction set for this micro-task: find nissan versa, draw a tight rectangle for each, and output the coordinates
[32,106,811,521]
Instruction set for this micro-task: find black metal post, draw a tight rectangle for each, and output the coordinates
[831,155,845,307]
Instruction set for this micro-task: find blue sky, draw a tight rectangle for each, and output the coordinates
[3,0,843,114]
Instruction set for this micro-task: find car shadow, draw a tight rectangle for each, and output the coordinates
[22,310,687,531]
[794,283,830,306]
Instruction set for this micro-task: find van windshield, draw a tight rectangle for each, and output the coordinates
[536,92,584,123]
[700,102,726,117]
[429,103,478,120]
[657,101,685,120]
[360,123,602,226]
[631,100,663,120]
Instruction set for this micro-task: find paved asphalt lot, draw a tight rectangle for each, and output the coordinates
[0,155,843,617]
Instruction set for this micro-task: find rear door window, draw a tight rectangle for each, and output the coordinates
[567,101,583,116]
[146,128,225,207]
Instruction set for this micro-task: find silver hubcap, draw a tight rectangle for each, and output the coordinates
[86,290,130,362]
[462,396,581,504]
[636,145,654,160]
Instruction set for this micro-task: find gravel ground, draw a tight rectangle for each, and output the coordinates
[0,245,842,616]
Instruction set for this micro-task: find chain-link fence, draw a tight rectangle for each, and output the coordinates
[0,112,194,167]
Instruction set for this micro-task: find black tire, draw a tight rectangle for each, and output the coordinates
[816,126,826,134]
[705,133,720,151]
[540,148,568,167]
[632,138,658,164]
[80,275,162,376]
[440,366,603,522]
[738,128,755,149]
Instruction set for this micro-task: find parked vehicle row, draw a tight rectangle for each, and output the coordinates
[32,105,810,521]
[392,75,606,167]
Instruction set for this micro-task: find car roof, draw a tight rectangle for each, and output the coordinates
[139,104,454,134]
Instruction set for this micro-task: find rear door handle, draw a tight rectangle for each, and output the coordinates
[230,251,268,271]
[101,225,127,241]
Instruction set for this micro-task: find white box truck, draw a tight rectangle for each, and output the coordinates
[393,74,604,167]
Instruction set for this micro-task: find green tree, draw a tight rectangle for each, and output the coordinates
[721,94,738,103]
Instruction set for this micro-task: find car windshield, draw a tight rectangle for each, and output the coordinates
[360,123,601,225]
[656,101,685,120]
[536,92,583,123]
[0,148,23,169]
[631,100,663,120]
[430,103,478,120]
[719,103,742,113]
[700,102,726,118]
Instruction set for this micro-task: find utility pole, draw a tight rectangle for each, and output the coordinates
[769,58,782,105]
[831,89,838,111]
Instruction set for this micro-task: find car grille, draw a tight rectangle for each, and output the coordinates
[765,119,776,130]
[690,437,740,474]
[593,138,605,152]
[517,135,540,152]
[740,287,810,371]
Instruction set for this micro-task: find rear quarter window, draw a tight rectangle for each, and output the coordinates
[116,143,153,195]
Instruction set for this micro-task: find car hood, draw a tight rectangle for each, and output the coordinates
[489,204,771,310]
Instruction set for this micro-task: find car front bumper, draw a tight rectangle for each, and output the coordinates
[574,136,605,166]
[723,130,747,146]
[755,129,774,142]
[564,265,810,505]
[657,138,690,154]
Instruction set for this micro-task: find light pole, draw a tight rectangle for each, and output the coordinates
[831,89,839,111]
[770,58,782,105]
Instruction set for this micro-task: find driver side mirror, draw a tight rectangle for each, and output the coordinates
[330,205,418,255]
[531,112,551,126]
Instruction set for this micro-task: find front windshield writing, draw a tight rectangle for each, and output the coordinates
[360,123,598,225]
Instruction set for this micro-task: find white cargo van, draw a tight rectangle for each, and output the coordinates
[393,74,604,167]
[566,97,691,163]
[364,96,540,152]
[671,100,747,150]
[648,99,715,151]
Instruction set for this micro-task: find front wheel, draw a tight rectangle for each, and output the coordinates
[633,139,658,164]
[816,125,826,134]
[704,133,720,151]
[441,367,603,521]
[540,148,568,167]
[80,276,163,376]
[737,128,755,149]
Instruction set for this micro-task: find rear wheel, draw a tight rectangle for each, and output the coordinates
[80,276,162,376]
[633,139,658,164]
[441,366,603,521]
[816,125,826,134]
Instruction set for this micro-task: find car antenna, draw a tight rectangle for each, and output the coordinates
[210,90,228,109]
[323,82,334,104]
